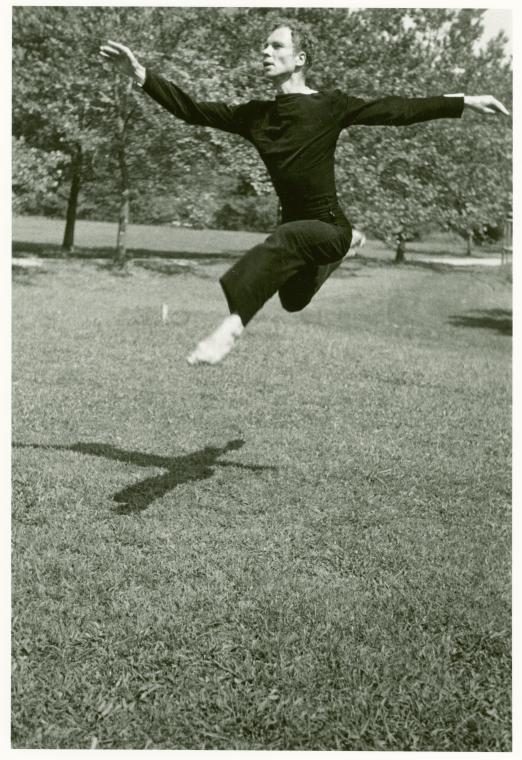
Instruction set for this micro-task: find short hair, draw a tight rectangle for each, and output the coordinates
[269,19,316,69]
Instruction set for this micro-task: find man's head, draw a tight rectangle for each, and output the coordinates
[262,21,315,80]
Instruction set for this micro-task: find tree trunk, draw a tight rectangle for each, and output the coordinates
[115,187,129,268]
[466,229,473,256]
[394,234,406,263]
[113,83,133,269]
[62,147,82,253]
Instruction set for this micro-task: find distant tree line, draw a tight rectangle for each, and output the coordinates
[12,6,512,263]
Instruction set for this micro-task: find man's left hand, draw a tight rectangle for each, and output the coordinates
[464,95,510,115]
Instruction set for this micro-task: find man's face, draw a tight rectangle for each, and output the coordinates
[262,26,304,78]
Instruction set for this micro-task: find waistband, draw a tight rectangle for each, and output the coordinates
[279,195,350,227]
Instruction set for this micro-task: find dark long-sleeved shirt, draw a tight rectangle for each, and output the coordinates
[143,70,464,223]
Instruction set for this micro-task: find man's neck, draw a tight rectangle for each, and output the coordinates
[275,72,316,96]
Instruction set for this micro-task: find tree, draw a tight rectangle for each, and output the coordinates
[330,8,512,260]
[12,137,64,215]
[12,6,110,251]
[12,6,229,258]
[430,34,512,254]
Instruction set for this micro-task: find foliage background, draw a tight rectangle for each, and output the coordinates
[12,6,512,245]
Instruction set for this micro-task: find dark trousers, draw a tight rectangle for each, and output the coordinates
[220,219,353,325]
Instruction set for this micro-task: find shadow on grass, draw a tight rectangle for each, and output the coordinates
[338,255,457,274]
[402,260,466,273]
[14,439,276,513]
[133,260,200,276]
[449,309,512,336]
[12,268,50,285]
[12,240,241,262]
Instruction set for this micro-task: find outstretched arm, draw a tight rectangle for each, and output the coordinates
[339,91,509,128]
[99,40,246,135]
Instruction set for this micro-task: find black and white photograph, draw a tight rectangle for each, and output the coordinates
[9,1,513,751]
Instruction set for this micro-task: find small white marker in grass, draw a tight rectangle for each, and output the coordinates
[161,303,169,324]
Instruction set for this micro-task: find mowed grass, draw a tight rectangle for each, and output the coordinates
[12,252,511,749]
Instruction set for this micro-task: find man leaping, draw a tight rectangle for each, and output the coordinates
[100,21,508,365]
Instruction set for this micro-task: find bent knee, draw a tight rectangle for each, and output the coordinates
[279,293,312,313]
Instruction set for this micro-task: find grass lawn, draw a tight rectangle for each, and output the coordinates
[11,243,511,749]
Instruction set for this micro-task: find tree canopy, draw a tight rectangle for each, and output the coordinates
[12,6,512,256]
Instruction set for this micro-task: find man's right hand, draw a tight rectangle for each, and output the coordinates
[99,40,146,86]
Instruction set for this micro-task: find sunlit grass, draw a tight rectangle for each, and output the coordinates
[12,250,511,749]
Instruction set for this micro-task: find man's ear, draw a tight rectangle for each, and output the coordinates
[295,51,307,67]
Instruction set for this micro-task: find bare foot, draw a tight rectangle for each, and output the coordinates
[187,314,244,365]
[347,228,366,255]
